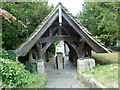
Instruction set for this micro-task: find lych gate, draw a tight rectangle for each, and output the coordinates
[16,3,110,73]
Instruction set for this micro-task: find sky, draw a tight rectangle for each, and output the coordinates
[48,0,84,15]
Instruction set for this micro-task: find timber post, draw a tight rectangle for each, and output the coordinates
[36,42,45,74]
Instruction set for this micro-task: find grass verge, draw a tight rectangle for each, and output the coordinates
[24,74,46,88]
[82,63,118,88]
[25,73,46,88]
[82,51,119,88]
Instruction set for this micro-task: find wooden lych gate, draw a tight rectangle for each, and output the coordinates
[15,3,110,73]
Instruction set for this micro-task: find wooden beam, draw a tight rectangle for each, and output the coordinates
[78,41,85,58]
[61,26,71,35]
[29,49,33,60]
[36,42,42,60]
[29,49,38,60]
[50,25,59,36]
[49,26,52,36]
[42,42,51,54]
[49,25,59,36]
[67,42,80,58]
[39,35,81,43]
[62,26,78,36]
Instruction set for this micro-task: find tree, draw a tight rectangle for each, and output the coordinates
[76,2,119,47]
[0,8,27,28]
[2,2,53,49]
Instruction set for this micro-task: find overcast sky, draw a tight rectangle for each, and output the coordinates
[48,0,84,15]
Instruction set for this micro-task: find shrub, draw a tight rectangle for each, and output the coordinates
[0,47,9,59]
[7,50,17,61]
[0,58,36,87]
[0,48,16,61]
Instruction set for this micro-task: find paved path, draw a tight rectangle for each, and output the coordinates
[45,56,86,88]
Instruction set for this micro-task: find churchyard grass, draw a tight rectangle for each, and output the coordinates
[82,51,119,88]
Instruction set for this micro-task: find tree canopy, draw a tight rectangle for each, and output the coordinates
[76,2,119,46]
[2,2,53,49]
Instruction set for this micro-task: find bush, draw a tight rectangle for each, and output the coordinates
[7,50,17,61]
[0,48,46,88]
[0,47,9,59]
[111,46,120,51]
[0,58,36,87]
[0,48,16,61]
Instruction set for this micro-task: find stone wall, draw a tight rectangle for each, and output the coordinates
[77,58,95,73]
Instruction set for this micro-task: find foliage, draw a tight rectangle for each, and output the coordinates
[24,60,37,73]
[0,47,17,61]
[1,58,31,87]
[0,8,27,27]
[48,41,62,55]
[7,50,17,61]
[2,2,53,49]
[0,48,46,88]
[25,74,46,88]
[0,47,9,59]
[0,58,3,77]
[76,2,119,45]
[48,43,57,55]
[0,58,46,88]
